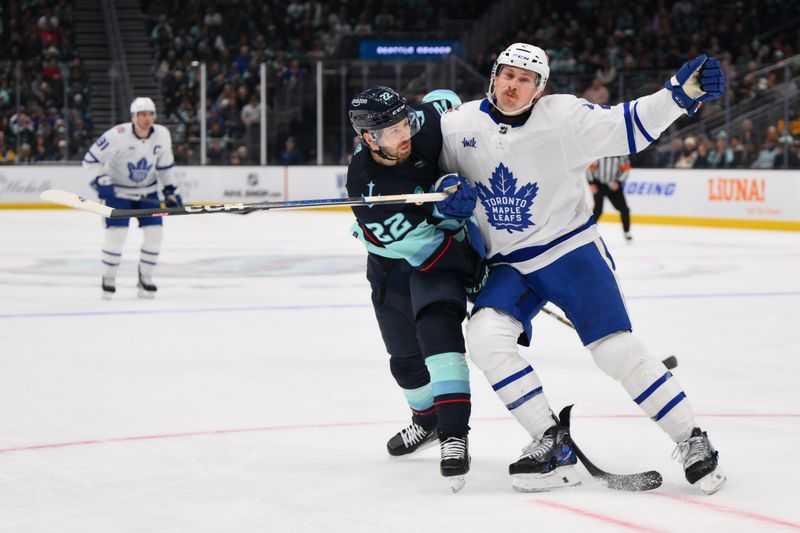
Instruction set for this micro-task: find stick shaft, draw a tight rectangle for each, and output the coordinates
[39,189,449,218]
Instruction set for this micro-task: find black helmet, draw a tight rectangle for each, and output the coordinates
[348,86,418,137]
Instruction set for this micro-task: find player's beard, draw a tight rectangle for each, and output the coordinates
[383,139,412,164]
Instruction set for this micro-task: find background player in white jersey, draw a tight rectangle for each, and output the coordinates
[82,97,182,299]
[438,43,726,494]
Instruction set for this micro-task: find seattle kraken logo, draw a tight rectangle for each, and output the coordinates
[462,137,477,148]
[127,157,153,182]
[475,163,538,233]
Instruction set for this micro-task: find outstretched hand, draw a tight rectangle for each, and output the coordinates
[665,54,725,116]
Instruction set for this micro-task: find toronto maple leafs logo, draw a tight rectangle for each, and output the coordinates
[475,163,538,233]
[127,157,152,182]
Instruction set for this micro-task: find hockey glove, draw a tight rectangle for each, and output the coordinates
[91,175,115,201]
[162,185,183,208]
[434,174,477,221]
[460,240,489,303]
[664,54,725,116]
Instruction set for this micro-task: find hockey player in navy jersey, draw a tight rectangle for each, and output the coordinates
[83,97,182,299]
[346,86,484,490]
[438,43,726,494]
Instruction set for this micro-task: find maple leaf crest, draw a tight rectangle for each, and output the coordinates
[475,163,538,233]
[127,157,153,183]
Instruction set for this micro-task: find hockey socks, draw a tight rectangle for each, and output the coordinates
[425,352,471,437]
[401,382,436,428]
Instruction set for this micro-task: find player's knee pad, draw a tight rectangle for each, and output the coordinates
[390,354,429,390]
[466,307,523,373]
[416,301,466,356]
[103,226,128,252]
[141,224,163,252]
[589,331,650,382]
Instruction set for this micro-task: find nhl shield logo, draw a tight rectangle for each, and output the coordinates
[475,163,538,233]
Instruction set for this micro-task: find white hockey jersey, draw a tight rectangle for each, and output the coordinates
[440,88,683,272]
[82,123,176,199]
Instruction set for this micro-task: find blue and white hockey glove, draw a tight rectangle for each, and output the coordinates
[91,175,115,201]
[162,185,183,208]
[664,54,725,116]
[434,174,477,221]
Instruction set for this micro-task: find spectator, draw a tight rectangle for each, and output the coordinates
[280,136,304,165]
[693,139,711,168]
[752,140,779,168]
[675,137,698,168]
[708,132,734,169]
[582,78,610,105]
[207,137,227,165]
[16,143,34,164]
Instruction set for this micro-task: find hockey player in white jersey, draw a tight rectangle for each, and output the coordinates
[438,43,726,494]
[82,97,182,299]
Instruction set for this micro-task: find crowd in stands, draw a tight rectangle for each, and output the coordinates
[470,0,800,169]
[1,1,798,168]
[149,0,471,165]
[0,0,92,164]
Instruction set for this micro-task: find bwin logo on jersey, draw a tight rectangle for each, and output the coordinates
[127,157,153,182]
[462,137,477,148]
[475,163,538,233]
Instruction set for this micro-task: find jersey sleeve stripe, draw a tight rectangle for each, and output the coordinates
[156,163,175,170]
[623,101,636,154]
[633,102,656,143]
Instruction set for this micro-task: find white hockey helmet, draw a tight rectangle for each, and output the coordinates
[130,97,157,119]
[487,43,550,114]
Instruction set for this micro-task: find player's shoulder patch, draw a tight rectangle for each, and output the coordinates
[115,126,126,134]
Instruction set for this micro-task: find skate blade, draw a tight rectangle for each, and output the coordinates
[512,465,582,493]
[699,467,726,495]
[448,475,466,493]
[102,291,114,300]
[137,288,156,299]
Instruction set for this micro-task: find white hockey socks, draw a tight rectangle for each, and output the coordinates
[139,225,163,281]
[590,332,696,442]
[101,226,128,280]
[467,308,554,438]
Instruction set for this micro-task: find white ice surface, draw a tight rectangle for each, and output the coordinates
[1,209,799,532]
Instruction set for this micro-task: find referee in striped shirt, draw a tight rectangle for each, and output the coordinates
[586,155,633,241]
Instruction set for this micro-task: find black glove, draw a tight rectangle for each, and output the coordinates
[460,241,489,303]
[162,185,183,208]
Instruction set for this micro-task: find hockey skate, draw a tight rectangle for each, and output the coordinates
[624,231,633,242]
[440,435,470,493]
[509,423,581,492]
[101,276,116,300]
[137,267,157,299]
[386,422,437,457]
[673,427,726,495]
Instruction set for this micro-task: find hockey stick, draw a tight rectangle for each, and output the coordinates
[558,405,663,491]
[39,189,452,218]
[540,307,678,370]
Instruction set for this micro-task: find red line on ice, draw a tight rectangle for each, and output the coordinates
[649,493,800,530]
[0,413,797,454]
[533,500,670,533]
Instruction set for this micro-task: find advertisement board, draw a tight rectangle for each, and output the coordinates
[2,165,798,230]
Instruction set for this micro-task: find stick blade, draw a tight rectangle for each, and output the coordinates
[595,470,663,491]
[40,189,112,216]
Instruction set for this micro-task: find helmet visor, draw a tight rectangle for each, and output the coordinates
[368,110,421,148]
